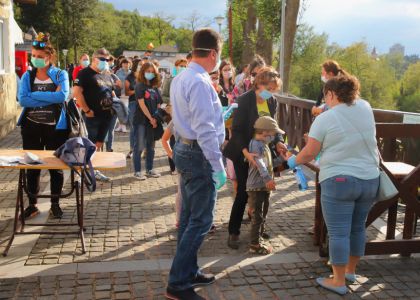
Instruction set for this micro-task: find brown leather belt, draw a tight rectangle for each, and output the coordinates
[179,137,197,145]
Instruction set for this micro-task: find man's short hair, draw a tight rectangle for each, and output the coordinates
[192,28,223,58]
[93,48,110,58]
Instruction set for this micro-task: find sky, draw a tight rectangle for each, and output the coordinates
[104,0,420,55]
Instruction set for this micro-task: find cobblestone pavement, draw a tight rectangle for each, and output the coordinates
[0,128,419,299]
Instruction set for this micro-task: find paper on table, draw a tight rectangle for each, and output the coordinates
[0,156,23,166]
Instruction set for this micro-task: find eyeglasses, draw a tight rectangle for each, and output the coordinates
[32,41,46,48]
[97,57,111,62]
[251,72,257,77]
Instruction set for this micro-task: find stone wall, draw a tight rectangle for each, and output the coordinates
[0,0,20,140]
[0,74,19,139]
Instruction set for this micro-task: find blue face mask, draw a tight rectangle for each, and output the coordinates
[264,135,275,144]
[81,60,90,67]
[178,67,186,73]
[259,89,272,100]
[31,57,47,69]
[98,60,109,72]
[145,72,155,81]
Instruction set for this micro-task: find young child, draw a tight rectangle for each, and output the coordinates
[246,116,286,255]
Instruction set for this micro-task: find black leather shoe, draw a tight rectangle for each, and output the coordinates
[191,273,215,287]
[165,287,205,300]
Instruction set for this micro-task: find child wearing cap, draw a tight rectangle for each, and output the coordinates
[246,116,287,255]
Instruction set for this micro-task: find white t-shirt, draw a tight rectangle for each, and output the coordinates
[309,99,380,182]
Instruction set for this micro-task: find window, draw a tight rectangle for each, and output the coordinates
[0,19,4,73]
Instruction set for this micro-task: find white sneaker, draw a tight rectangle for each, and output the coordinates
[146,170,161,178]
[95,170,110,182]
[134,172,147,180]
[171,170,178,175]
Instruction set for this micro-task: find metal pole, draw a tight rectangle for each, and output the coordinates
[280,0,286,94]
[228,3,233,63]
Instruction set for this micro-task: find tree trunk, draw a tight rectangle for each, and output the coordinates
[256,18,273,64]
[241,0,257,65]
[283,0,300,93]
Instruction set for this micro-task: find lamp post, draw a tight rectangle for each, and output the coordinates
[215,15,224,33]
[62,49,68,69]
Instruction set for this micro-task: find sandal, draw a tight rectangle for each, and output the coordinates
[249,243,273,255]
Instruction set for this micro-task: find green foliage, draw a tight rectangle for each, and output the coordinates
[14,0,193,65]
[289,24,418,112]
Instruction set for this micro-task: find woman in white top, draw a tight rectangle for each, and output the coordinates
[287,74,380,295]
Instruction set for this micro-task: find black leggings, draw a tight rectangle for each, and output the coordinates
[21,121,68,205]
[228,157,249,235]
[168,135,176,171]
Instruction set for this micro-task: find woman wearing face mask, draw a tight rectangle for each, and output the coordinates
[162,58,187,104]
[312,60,348,116]
[234,54,265,97]
[219,60,236,104]
[223,67,287,249]
[17,32,70,220]
[72,53,90,83]
[131,62,163,180]
[116,58,131,96]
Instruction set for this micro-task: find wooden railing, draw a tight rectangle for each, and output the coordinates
[274,94,420,257]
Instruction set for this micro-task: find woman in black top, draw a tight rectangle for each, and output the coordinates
[223,67,287,249]
[131,62,163,180]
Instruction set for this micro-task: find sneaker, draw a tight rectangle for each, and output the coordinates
[114,126,122,132]
[21,205,40,220]
[50,203,63,219]
[126,151,132,159]
[165,287,205,300]
[171,170,178,175]
[133,172,147,181]
[191,272,216,287]
[95,170,110,182]
[146,170,161,178]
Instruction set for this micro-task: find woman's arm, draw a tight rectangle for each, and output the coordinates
[161,127,173,158]
[125,80,134,96]
[31,70,70,103]
[139,98,156,127]
[296,137,322,165]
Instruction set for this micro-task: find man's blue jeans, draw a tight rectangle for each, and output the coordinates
[321,175,379,265]
[105,113,118,151]
[168,141,216,291]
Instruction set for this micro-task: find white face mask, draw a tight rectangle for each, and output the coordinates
[321,75,328,83]
[223,71,233,79]
[193,47,221,73]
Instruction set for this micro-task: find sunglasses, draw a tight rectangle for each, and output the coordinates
[32,41,46,48]
[97,57,111,62]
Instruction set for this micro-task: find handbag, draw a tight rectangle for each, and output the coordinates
[333,109,398,202]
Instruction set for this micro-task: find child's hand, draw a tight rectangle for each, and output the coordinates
[266,180,276,190]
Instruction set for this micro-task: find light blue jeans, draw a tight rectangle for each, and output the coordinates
[320,175,379,265]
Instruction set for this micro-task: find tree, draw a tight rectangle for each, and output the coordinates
[399,62,420,112]
[182,10,211,32]
[282,0,300,92]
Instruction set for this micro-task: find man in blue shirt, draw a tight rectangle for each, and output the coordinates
[166,28,227,300]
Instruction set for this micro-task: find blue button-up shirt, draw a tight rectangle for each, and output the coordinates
[170,62,225,172]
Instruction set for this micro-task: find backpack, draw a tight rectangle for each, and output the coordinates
[61,98,88,138]
[54,137,97,192]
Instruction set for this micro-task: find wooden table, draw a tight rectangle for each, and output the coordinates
[0,150,126,256]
